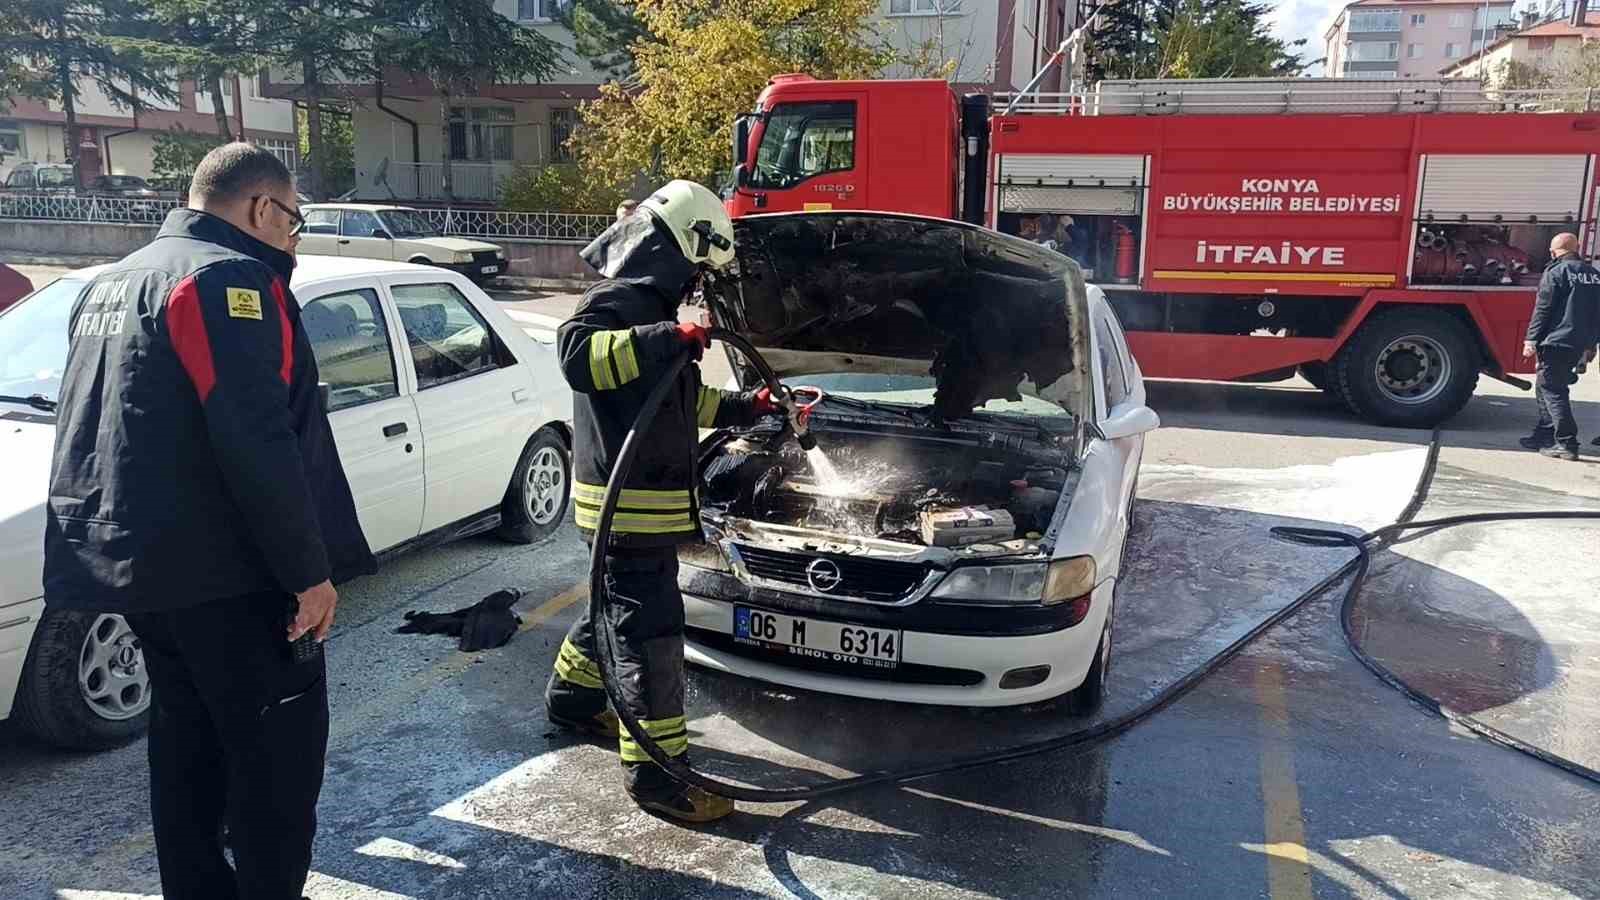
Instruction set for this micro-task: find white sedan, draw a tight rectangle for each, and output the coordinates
[0,257,572,749]
[680,212,1156,710]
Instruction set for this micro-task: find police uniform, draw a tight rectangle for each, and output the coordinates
[1527,253,1600,453]
[544,213,761,802]
[45,209,374,899]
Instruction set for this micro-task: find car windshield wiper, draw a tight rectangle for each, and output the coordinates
[0,393,58,412]
[813,394,927,425]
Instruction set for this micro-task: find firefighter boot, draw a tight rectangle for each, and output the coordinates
[549,707,621,739]
[630,783,735,824]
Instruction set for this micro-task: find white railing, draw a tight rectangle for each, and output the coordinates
[0,193,180,224]
[996,82,1600,116]
[379,162,502,203]
[417,208,611,243]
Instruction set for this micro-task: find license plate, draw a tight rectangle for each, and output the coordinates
[481,265,499,274]
[733,607,901,669]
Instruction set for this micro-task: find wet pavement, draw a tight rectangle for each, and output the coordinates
[4,439,1598,899]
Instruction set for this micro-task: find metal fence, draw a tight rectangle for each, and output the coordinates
[0,193,610,243]
[0,193,180,224]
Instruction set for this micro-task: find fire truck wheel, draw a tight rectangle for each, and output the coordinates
[1334,310,1479,428]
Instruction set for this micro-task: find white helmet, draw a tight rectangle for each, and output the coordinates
[639,180,736,270]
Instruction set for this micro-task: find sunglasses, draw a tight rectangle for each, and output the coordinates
[255,195,306,236]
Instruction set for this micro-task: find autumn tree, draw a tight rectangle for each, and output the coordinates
[576,0,891,191]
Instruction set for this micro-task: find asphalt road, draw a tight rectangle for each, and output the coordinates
[4,265,1599,899]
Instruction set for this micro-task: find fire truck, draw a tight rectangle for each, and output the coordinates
[725,75,1600,427]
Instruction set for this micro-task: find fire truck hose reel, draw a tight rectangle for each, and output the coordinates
[587,338,1600,801]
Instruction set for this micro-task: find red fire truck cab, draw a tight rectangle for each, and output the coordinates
[728,75,1600,427]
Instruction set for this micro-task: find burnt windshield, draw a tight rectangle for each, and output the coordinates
[747,101,856,190]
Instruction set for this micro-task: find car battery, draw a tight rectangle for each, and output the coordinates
[920,506,1016,547]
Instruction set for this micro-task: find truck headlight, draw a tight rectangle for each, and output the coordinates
[678,540,731,573]
[452,250,474,263]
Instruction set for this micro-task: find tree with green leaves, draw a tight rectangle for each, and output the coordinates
[1,0,179,184]
[379,0,565,202]
[558,0,654,80]
[151,126,224,190]
[575,0,891,191]
[297,105,355,197]
[1087,0,1308,82]
[111,0,265,141]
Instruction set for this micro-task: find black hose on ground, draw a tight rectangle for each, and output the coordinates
[588,345,1600,802]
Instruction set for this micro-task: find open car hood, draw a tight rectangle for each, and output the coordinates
[709,213,1092,423]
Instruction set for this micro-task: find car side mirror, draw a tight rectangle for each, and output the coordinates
[371,228,389,239]
[1100,404,1159,441]
[734,115,751,167]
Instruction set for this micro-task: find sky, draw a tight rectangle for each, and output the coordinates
[1265,0,1350,67]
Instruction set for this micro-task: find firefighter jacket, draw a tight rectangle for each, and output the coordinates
[1528,253,1600,354]
[44,209,375,613]
[562,216,760,548]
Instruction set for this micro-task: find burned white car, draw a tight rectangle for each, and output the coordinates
[680,213,1157,710]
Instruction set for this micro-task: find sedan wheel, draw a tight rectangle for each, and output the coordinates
[499,428,571,544]
[14,609,152,750]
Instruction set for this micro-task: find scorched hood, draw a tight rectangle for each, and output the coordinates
[709,213,1093,423]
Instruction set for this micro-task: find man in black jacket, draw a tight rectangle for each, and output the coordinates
[1520,233,1600,460]
[45,143,374,899]
[544,180,778,823]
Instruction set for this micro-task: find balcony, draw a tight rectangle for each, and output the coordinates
[370,160,510,204]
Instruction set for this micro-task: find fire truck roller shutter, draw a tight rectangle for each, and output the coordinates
[1419,155,1590,222]
[999,186,1140,216]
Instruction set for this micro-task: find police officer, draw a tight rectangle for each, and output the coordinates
[1519,232,1600,461]
[545,180,778,823]
[45,143,374,898]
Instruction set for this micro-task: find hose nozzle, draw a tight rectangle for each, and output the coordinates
[779,386,823,452]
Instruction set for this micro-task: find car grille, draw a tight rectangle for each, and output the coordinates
[731,545,928,603]
[470,250,499,265]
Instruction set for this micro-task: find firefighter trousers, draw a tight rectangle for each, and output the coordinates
[545,549,689,799]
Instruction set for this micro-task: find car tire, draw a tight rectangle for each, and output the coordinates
[498,428,571,544]
[1332,309,1479,428]
[406,254,435,266]
[1065,603,1112,717]
[13,609,151,750]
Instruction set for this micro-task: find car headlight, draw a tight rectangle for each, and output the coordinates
[678,540,731,573]
[494,248,506,259]
[452,250,474,264]
[930,556,1097,609]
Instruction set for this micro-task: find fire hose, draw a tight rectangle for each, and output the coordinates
[588,333,1600,803]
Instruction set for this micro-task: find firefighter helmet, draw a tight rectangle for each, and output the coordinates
[639,180,736,271]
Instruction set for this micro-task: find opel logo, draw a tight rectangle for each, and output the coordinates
[805,558,843,593]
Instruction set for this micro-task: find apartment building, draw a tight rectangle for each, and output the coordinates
[1442,9,1600,84]
[265,0,1085,204]
[1324,0,1519,79]
[0,76,297,183]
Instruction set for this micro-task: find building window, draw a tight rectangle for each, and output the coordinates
[1407,43,1422,59]
[1445,42,1462,58]
[1410,13,1426,26]
[1528,36,1557,53]
[1448,13,1467,28]
[1346,69,1400,80]
[0,119,23,161]
[1349,41,1399,61]
[449,106,515,162]
[517,0,569,21]
[550,108,575,163]
[257,138,297,171]
[1349,10,1400,31]
[889,0,962,14]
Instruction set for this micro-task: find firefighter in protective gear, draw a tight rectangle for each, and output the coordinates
[545,180,777,823]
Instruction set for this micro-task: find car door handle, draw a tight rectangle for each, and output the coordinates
[382,422,408,437]
[337,238,351,244]
[512,388,528,404]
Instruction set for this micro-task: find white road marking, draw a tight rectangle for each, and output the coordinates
[355,837,467,869]
[902,788,1172,855]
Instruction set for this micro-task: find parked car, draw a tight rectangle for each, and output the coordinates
[298,204,508,285]
[679,213,1158,711]
[85,174,164,200]
[1,162,76,195]
[0,264,31,313]
[0,257,573,750]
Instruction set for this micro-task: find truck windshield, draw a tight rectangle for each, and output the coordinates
[748,101,856,190]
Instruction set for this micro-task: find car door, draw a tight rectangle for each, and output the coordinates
[297,209,341,256]
[299,282,425,552]
[337,209,395,261]
[386,275,535,533]
[1093,307,1144,571]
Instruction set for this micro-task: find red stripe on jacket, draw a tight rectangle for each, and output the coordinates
[270,277,293,385]
[166,275,216,402]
